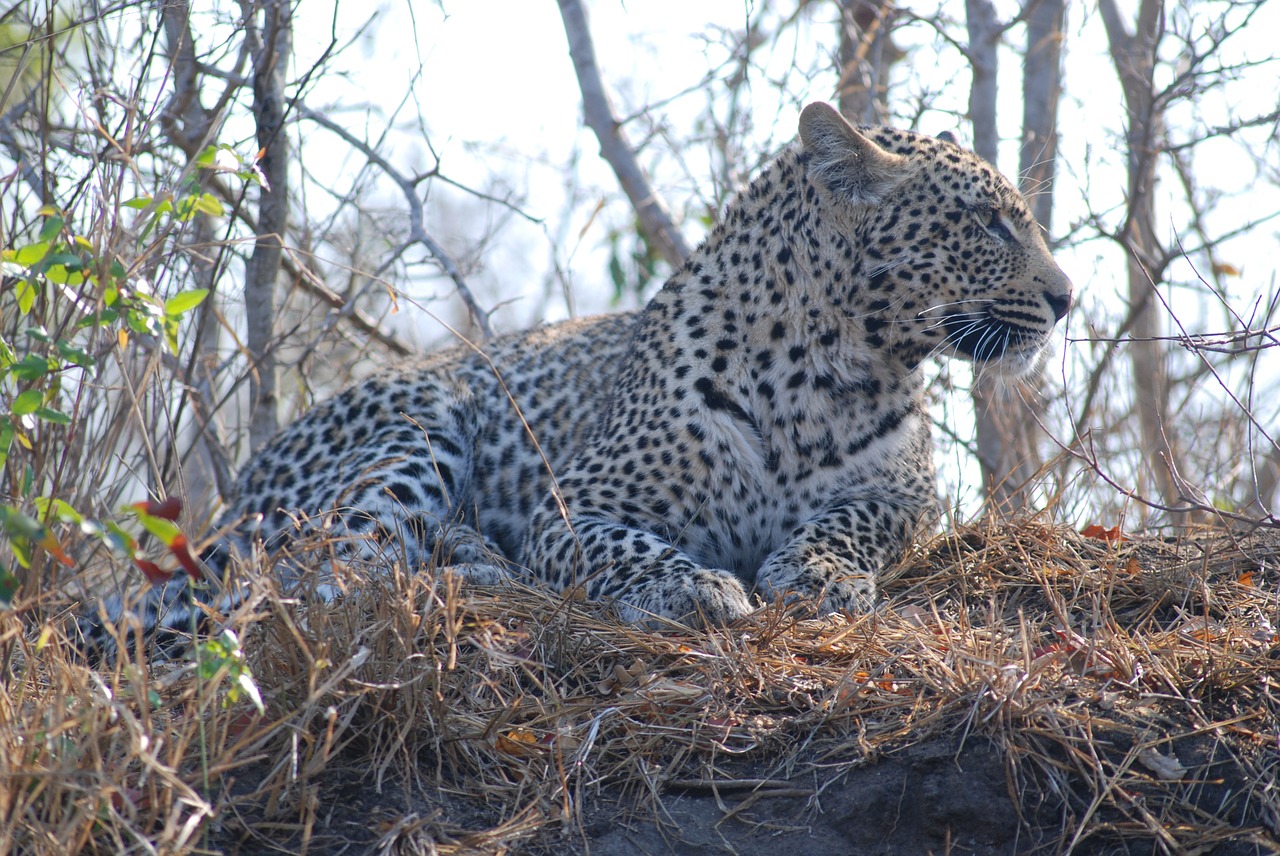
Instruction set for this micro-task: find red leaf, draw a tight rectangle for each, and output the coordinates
[134,559,172,586]
[1031,642,1065,659]
[1082,524,1125,542]
[38,530,75,566]
[226,711,264,738]
[132,497,182,520]
[169,533,204,581]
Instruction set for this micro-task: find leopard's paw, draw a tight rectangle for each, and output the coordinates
[617,567,754,627]
[755,555,876,616]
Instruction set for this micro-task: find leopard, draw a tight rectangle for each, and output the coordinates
[80,102,1072,655]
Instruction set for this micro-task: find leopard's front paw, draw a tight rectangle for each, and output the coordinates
[755,555,876,616]
[440,560,516,586]
[616,567,754,627]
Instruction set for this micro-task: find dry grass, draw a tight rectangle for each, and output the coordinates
[2,521,1278,854]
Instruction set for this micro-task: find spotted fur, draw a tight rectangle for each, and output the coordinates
[82,103,1071,653]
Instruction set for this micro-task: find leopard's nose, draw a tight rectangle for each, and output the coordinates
[1044,289,1072,322]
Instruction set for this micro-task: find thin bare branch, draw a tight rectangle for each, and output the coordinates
[556,0,691,269]
[297,105,494,339]
[242,0,293,445]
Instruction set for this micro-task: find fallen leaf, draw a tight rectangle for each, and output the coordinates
[899,604,929,626]
[706,714,742,728]
[1138,747,1186,781]
[1031,642,1067,659]
[495,729,541,756]
[1082,524,1125,542]
[640,678,705,704]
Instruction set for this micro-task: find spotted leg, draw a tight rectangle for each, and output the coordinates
[754,498,919,615]
[524,508,753,626]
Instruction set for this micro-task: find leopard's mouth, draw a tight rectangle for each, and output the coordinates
[942,313,1052,366]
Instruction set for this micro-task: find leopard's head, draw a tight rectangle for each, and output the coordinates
[798,102,1073,376]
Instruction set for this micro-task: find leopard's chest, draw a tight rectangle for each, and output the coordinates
[667,388,929,576]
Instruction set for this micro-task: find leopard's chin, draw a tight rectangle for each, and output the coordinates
[972,338,1053,381]
[942,313,1056,377]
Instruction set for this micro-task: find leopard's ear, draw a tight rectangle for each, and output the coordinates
[798,102,909,206]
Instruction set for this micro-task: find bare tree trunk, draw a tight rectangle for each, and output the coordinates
[965,0,1068,517]
[1099,0,1181,518]
[556,0,690,270]
[158,0,210,158]
[836,0,898,125]
[964,0,999,163]
[966,0,1027,514]
[244,0,292,447]
[1020,0,1065,229]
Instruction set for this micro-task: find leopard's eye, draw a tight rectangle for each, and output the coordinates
[981,207,1016,243]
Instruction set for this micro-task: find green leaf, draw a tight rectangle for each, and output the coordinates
[13,241,49,267]
[42,254,86,286]
[194,145,221,169]
[12,389,42,415]
[11,354,53,381]
[33,407,71,425]
[78,308,118,329]
[608,252,625,294]
[0,506,45,541]
[164,316,179,355]
[15,279,35,314]
[0,565,18,608]
[41,252,82,269]
[34,497,82,525]
[38,215,63,242]
[9,539,31,569]
[56,341,95,369]
[174,192,223,222]
[46,268,85,289]
[192,193,223,217]
[125,305,163,338]
[133,509,181,547]
[163,289,209,317]
[122,197,152,210]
